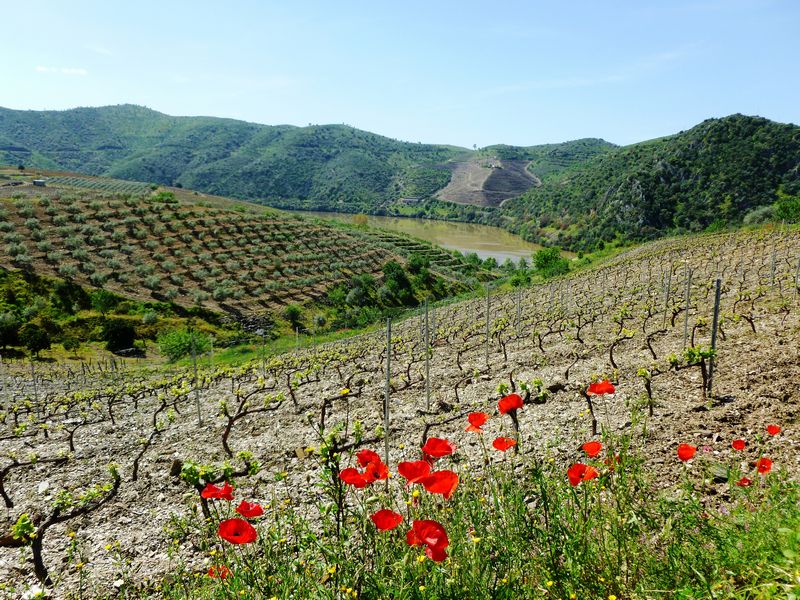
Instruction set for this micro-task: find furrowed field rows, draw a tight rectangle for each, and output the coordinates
[1,226,799,596]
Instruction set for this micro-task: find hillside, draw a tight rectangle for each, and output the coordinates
[502,114,800,251]
[0,105,470,213]
[1,224,798,596]
[0,171,483,322]
[3,108,799,250]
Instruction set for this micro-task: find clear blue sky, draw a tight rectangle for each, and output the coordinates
[2,0,798,148]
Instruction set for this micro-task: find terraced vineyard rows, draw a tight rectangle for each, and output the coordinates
[0,184,478,316]
[43,177,153,196]
[1,226,799,596]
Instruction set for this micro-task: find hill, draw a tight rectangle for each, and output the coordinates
[434,139,615,207]
[502,114,800,251]
[0,171,484,323]
[0,104,470,213]
[1,224,798,596]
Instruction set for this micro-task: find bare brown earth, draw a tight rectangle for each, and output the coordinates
[436,158,538,207]
[1,227,799,598]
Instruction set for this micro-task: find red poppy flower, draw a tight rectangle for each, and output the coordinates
[587,380,615,396]
[498,393,523,415]
[421,437,456,459]
[603,454,621,471]
[339,467,368,488]
[735,477,752,487]
[766,425,781,436]
[363,459,389,483]
[370,509,403,531]
[677,444,697,462]
[756,457,773,474]
[236,500,264,518]
[492,436,517,452]
[466,412,489,433]
[406,519,449,561]
[208,564,231,578]
[731,439,746,451]
[201,481,235,501]
[398,460,431,485]
[218,518,258,544]
[357,448,382,467]
[567,463,599,486]
[582,440,602,458]
[420,470,459,499]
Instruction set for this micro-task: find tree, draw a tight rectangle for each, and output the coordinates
[382,261,414,306]
[62,336,81,355]
[102,319,136,352]
[51,281,90,315]
[0,312,20,349]
[284,304,304,330]
[158,328,211,362]
[533,247,570,279]
[19,323,50,357]
[91,289,118,317]
[407,253,430,274]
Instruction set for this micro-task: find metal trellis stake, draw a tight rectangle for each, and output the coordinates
[424,298,431,411]
[485,283,490,369]
[682,268,693,350]
[384,318,391,467]
[707,279,722,396]
[191,329,201,426]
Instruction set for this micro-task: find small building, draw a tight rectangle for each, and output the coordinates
[32,179,46,187]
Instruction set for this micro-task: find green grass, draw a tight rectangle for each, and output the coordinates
[137,416,799,599]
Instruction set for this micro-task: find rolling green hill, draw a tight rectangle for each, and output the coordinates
[0,105,470,212]
[2,107,798,251]
[502,114,800,251]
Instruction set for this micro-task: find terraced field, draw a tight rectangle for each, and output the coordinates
[0,176,482,317]
[435,158,538,207]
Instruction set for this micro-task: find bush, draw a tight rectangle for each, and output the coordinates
[19,323,51,356]
[102,318,136,352]
[283,304,304,330]
[0,312,20,348]
[534,247,570,279]
[157,328,211,362]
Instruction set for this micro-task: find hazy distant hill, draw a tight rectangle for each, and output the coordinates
[502,114,800,251]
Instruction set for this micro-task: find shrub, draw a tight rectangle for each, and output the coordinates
[19,323,51,356]
[534,247,570,279]
[102,318,136,351]
[157,328,211,362]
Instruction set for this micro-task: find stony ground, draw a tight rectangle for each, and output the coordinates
[2,228,799,598]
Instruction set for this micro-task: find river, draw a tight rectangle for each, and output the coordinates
[287,211,549,264]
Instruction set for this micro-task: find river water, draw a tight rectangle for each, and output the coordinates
[288,211,547,264]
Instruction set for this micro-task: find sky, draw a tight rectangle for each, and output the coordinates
[2,0,799,148]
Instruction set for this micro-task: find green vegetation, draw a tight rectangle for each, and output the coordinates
[155,425,800,599]
[157,327,212,362]
[502,114,800,251]
[0,180,484,324]
[533,247,570,279]
[0,268,230,360]
[3,108,796,252]
[0,104,470,213]
[483,137,616,178]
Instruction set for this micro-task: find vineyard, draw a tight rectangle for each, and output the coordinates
[41,177,153,196]
[1,225,798,597]
[0,180,482,318]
